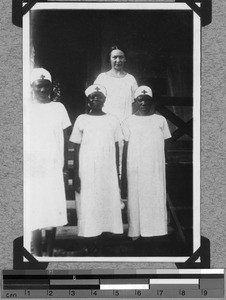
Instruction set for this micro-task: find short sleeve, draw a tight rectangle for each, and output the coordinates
[162,117,171,140]
[69,115,83,144]
[121,118,131,141]
[59,103,71,129]
[94,73,103,85]
[131,76,138,103]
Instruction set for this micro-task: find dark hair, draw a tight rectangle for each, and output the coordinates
[108,45,127,59]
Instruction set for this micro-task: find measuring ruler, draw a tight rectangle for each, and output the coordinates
[2,269,224,298]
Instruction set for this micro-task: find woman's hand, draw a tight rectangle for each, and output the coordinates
[74,175,81,193]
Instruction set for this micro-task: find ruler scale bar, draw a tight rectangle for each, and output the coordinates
[2,270,224,298]
[2,289,224,298]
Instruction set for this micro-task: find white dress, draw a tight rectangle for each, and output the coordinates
[122,114,171,237]
[27,102,71,231]
[94,73,138,123]
[69,114,123,237]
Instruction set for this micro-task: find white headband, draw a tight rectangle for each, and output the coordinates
[135,85,153,99]
[85,84,107,98]
[31,68,52,84]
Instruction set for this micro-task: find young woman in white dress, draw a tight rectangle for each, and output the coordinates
[69,84,123,255]
[28,68,71,256]
[121,86,171,240]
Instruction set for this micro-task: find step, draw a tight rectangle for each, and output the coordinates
[52,225,192,257]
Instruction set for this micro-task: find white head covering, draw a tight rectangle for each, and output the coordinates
[85,84,107,98]
[30,68,52,84]
[135,85,153,99]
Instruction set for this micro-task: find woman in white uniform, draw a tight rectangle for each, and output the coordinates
[28,68,71,256]
[121,86,171,239]
[70,84,123,255]
[94,46,138,200]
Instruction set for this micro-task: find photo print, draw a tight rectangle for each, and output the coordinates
[23,2,201,262]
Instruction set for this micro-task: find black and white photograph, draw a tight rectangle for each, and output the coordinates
[23,2,201,262]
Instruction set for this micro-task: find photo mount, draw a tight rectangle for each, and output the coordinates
[13,236,210,269]
[12,0,212,27]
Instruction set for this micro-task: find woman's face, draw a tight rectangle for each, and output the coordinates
[136,95,154,115]
[32,79,52,102]
[110,49,126,71]
[88,92,106,111]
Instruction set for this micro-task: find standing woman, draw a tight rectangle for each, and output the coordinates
[69,84,123,255]
[94,45,138,124]
[28,68,71,256]
[121,86,171,240]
